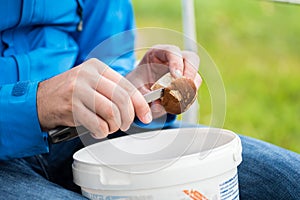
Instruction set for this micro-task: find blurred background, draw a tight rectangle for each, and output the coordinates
[132,0,300,153]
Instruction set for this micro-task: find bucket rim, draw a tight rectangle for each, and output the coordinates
[73,127,239,166]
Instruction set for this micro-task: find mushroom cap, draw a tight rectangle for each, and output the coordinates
[161,77,197,114]
[151,73,197,114]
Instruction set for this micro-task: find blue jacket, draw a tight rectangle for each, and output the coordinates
[0,0,175,160]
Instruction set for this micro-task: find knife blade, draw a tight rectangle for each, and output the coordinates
[143,88,164,103]
[49,88,165,143]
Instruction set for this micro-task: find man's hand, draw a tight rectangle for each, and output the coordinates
[126,45,202,117]
[37,58,152,139]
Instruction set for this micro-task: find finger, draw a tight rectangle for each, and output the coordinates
[151,45,184,78]
[75,102,110,139]
[94,76,135,131]
[182,50,200,80]
[93,91,122,133]
[74,66,124,132]
[150,101,167,119]
[79,84,122,133]
[121,79,153,125]
[98,65,152,125]
[194,73,202,89]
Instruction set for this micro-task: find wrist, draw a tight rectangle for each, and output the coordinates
[37,80,60,131]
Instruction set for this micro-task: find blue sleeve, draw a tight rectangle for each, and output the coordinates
[0,0,80,160]
[0,81,49,160]
[72,0,136,76]
[0,57,18,85]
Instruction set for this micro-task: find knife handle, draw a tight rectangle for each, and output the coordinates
[48,117,148,143]
[48,126,90,143]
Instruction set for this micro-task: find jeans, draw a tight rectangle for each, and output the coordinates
[0,127,300,200]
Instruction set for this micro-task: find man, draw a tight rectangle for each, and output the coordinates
[0,0,299,199]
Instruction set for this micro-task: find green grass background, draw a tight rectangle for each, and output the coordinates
[132,0,300,153]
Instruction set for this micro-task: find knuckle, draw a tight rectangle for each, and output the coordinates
[104,104,117,121]
[88,58,101,65]
[86,58,108,73]
[62,102,73,116]
[166,45,181,56]
[169,45,181,52]
[184,51,200,67]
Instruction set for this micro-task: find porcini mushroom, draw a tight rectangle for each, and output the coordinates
[151,73,197,114]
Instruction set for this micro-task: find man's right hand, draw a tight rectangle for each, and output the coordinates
[37,58,152,139]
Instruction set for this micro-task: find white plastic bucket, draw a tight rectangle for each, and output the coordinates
[73,128,242,200]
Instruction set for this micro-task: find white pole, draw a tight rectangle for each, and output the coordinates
[181,0,199,123]
[182,0,198,52]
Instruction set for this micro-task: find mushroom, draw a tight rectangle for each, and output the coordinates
[151,73,197,114]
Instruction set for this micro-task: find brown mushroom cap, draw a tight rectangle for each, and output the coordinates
[161,77,197,114]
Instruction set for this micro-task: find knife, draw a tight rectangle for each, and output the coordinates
[48,88,164,143]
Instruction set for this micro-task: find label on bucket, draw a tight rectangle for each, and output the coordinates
[183,189,208,200]
[219,173,239,200]
[82,191,153,200]
[81,171,240,200]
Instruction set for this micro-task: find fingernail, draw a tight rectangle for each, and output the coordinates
[174,69,183,78]
[144,111,152,124]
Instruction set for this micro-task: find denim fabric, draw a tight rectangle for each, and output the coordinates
[0,156,85,199]
[238,135,300,200]
[0,129,299,199]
